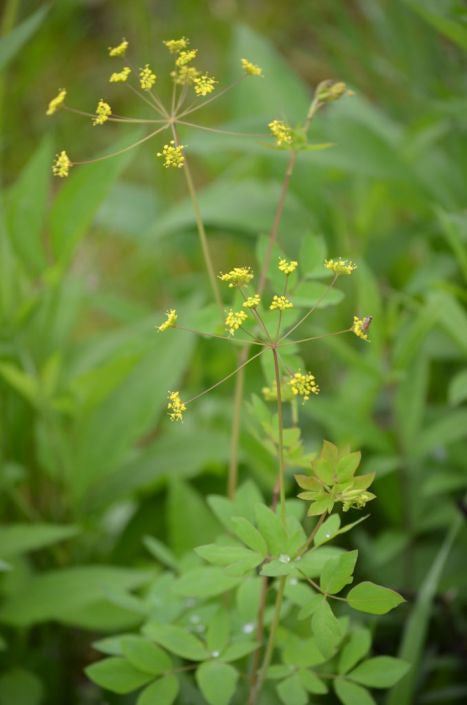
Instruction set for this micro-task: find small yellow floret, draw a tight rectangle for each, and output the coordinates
[139,64,157,91]
[171,65,200,85]
[270,295,293,311]
[268,120,293,147]
[352,315,371,342]
[167,391,186,422]
[278,258,298,275]
[109,67,131,83]
[176,49,198,67]
[289,371,320,402]
[225,309,248,335]
[324,258,357,275]
[241,58,263,76]
[108,39,128,57]
[46,89,66,116]
[218,267,254,288]
[157,309,178,332]
[243,294,261,309]
[93,99,112,126]
[157,141,185,168]
[52,150,72,178]
[193,73,217,96]
[163,37,189,53]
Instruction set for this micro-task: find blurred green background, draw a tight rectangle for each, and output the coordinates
[1,0,467,703]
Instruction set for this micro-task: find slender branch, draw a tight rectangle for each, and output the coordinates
[170,124,224,314]
[62,105,164,124]
[175,325,264,346]
[297,512,327,557]
[228,347,247,499]
[177,120,266,138]
[279,328,351,347]
[272,347,286,524]
[185,349,264,405]
[279,274,338,341]
[125,81,167,116]
[73,124,168,165]
[176,78,245,119]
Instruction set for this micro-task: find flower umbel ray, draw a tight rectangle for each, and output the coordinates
[167,391,186,422]
[157,309,177,332]
[218,267,254,288]
[324,258,357,275]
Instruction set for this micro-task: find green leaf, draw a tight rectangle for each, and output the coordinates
[338,627,372,675]
[195,543,262,571]
[314,514,341,546]
[334,677,376,705]
[320,550,358,595]
[168,480,221,556]
[120,636,172,676]
[231,517,268,556]
[347,582,405,615]
[173,567,242,598]
[299,234,327,278]
[207,608,230,653]
[0,668,44,705]
[236,577,262,621]
[299,546,345,578]
[50,131,142,265]
[143,536,178,571]
[311,598,342,658]
[221,641,258,662]
[196,661,238,705]
[0,5,49,70]
[292,281,344,309]
[298,668,328,694]
[254,503,286,555]
[142,623,208,661]
[348,656,410,688]
[336,452,361,481]
[0,363,39,406]
[0,523,79,559]
[136,675,179,705]
[85,658,152,694]
[276,673,308,705]
[6,136,51,273]
[448,369,467,406]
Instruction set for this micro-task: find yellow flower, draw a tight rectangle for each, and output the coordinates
[278,258,298,275]
[225,309,248,335]
[157,309,177,332]
[163,37,190,53]
[289,371,320,402]
[241,58,263,76]
[176,49,198,67]
[268,120,293,147]
[92,99,112,126]
[52,150,72,178]
[108,38,128,57]
[109,67,131,82]
[269,295,293,311]
[157,141,185,168]
[193,73,217,96]
[351,315,371,341]
[139,64,157,91]
[218,267,254,288]
[170,65,200,85]
[167,391,186,422]
[243,294,261,308]
[46,88,66,116]
[324,258,357,275]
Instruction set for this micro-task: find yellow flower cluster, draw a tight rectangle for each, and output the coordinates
[324,258,357,275]
[163,37,189,53]
[194,73,217,96]
[139,64,157,91]
[157,141,185,168]
[109,67,131,83]
[218,267,254,288]
[278,258,298,274]
[52,150,71,178]
[46,89,66,116]
[243,294,261,308]
[352,315,371,341]
[225,309,248,335]
[270,295,293,311]
[93,100,112,126]
[157,309,177,332]
[167,391,186,422]
[241,58,263,76]
[268,120,293,147]
[108,38,128,57]
[289,371,320,401]
[176,49,198,67]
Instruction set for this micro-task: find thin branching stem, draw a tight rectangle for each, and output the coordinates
[73,124,168,165]
[176,77,245,119]
[280,328,351,347]
[62,105,164,124]
[280,274,338,341]
[185,348,265,405]
[272,347,286,524]
[177,120,266,138]
[174,325,264,346]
